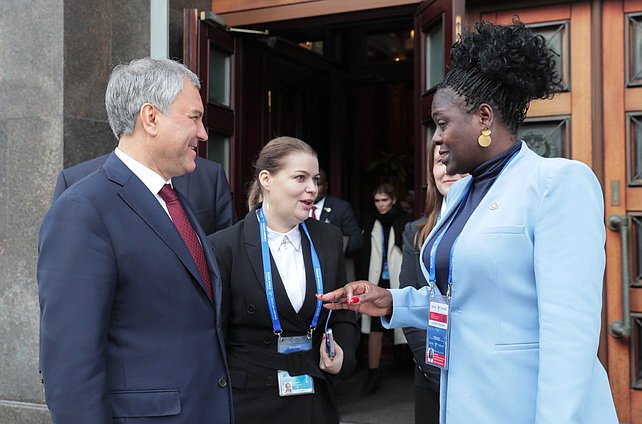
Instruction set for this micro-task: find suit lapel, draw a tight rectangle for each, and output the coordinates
[103,154,214,309]
[297,233,318,323]
[243,210,316,332]
[319,197,333,222]
[275,226,318,332]
[270,256,309,331]
[243,210,269,294]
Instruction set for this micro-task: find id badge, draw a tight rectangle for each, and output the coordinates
[425,293,450,370]
[277,336,315,397]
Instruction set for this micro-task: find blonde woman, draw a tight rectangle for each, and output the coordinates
[209,136,358,424]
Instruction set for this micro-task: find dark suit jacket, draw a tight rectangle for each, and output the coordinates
[399,218,440,392]
[38,153,233,423]
[52,153,235,235]
[208,209,359,424]
[317,195,363,256]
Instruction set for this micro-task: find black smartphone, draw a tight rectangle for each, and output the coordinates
[325,328,336,359]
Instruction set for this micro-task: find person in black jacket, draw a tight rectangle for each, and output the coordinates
[208,136,358,424]
[311,169,363,258]
[357,183,411,395]
[310,169,363,281]
[399,143,466,424]
[52,154,235,235]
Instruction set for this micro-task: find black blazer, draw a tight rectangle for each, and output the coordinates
[52,154,235,235]
[317,195,363,256]
[208,209,359,424]
[399,218,440,392]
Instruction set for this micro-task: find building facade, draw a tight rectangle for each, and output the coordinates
[1,0,640,422]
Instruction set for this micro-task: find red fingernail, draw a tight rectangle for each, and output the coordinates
[350,297,360,304]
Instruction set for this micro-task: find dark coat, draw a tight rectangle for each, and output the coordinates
[38,153,232,423]
[208,209,359,424]
[317,195,364,256]
[52,153,235,235]
[399,218,441,392]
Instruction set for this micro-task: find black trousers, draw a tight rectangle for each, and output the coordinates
[414,385,439,424]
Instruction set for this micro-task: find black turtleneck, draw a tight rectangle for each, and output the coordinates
[423,141,522,294]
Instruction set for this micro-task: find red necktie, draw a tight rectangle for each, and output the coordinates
[312,206,317,219]
[158,184,213,301]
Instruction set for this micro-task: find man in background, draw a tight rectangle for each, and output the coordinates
[310,169,363,279]
[52,154,235,235]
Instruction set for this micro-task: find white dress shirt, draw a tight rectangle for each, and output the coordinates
[114,148,173,218]
[266,224,306,312]
[113,149,206,248]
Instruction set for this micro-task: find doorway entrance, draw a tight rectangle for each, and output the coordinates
[186,6,417,219]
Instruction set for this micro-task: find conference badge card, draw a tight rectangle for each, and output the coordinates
[425,293,450,370]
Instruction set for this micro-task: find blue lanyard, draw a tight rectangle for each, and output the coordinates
[258,209,324,339]
[381,225,387,260]
[419,189,470,297]
[419,149,520,298]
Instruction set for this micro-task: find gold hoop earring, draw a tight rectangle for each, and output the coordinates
[478,127,492,148]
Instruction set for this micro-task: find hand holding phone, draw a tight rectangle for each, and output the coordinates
[325,328,336,359]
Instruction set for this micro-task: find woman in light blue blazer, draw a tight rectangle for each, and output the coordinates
[320,21,618,424]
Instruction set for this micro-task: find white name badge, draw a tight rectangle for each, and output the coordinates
[277,335,315,397]
[425,293,451,370]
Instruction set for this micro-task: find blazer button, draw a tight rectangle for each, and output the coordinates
[218,377,228,388]
[263,336,272,344]
[246,304,256,314]
[264,376,274,387]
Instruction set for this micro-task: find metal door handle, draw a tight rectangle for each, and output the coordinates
[607,214,631,338]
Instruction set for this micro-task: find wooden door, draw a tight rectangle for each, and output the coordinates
[480,4,595,166]
[185,9,342,214]
[414,0,464,210]
[603,1,642,422]
[184,9,238,205]
[478,1,642,421]
[234,34,339,207]
[261,36,336,169]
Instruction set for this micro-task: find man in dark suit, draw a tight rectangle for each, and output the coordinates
[311,169,363,257]
[38,58,233,423]
[52,154,235,235]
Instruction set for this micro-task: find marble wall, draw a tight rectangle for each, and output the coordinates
[0,0,208,421]
[63,0,150,168]
[0,0,64,421]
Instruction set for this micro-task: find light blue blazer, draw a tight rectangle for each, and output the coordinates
[383,142,618,423]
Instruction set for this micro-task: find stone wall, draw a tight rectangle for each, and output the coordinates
[0,0,208,421]
[0,1,64,421]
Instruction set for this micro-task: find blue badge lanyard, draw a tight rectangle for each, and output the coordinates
[419,150,520,299]
[258,209,324,340]
[419,189,470,299]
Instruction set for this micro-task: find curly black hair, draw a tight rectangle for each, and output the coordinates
[440,20,563,134]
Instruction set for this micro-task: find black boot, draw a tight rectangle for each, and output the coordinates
[361,368,380,395]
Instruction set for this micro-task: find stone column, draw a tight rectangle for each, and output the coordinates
[0,0,210,421]
[0,1,64,422]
